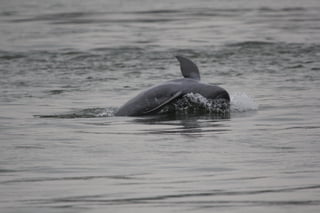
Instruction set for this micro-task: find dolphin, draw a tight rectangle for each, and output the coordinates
[115,56,229,116]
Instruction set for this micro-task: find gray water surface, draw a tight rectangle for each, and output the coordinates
[1,0,320,212]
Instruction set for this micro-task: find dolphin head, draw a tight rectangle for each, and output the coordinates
[191,82,230,102]
[214,88,230,101]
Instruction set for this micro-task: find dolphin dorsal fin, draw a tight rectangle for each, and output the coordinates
[176,56,200,80]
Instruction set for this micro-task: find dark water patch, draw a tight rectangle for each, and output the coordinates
[227,41,276,49]
[281,7,307,12]
[224,176,269,181]
[191,8,253,18]
[60,49,86,56]
[91,46,144,53]
[283,170,319,175]
[1,175,135,184]
[15,145,44,150]
[259,7,306,12]
[130,9,181,14]
[0,51,26,60]
[9,11,177,25]
[286,64,304,69]
[284,125,320,130]
[65,52,100,61]
[0,169,20,173]
[46,89,65,95]
[9,12,98,23]
[53,18,176,25]
[86,76,119,82]
[287,18,320,22]
[184,200,320,209]
[0,10,18,17]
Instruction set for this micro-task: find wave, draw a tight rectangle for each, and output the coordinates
[36,93,257,119]
[159,92,257,115]
[27,184,320,206]
[35,107,116,119]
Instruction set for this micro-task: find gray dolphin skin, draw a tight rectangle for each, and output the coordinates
[115,56,230,116]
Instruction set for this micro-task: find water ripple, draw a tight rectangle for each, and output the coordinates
[26,184,320,206]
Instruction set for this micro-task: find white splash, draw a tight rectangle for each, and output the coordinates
[96,107,117,117]
[171,93,230,114]
[184,93,210,107]
[230,92,258,112]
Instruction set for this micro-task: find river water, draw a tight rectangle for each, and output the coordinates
[1,0,320,212]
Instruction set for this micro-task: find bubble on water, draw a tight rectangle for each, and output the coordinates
[95,107,116,117]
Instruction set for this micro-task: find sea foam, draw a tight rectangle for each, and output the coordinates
[230,92,258,112]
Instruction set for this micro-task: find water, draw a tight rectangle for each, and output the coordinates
[1,0,320,212]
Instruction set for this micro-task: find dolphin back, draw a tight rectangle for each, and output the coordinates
[115,82,183,116]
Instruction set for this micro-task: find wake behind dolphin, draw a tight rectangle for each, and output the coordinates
[115,56,230,116]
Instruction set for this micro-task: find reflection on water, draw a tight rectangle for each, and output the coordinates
[133,114,231,135]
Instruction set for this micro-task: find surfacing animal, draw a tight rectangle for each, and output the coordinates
[115,56,230,116]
